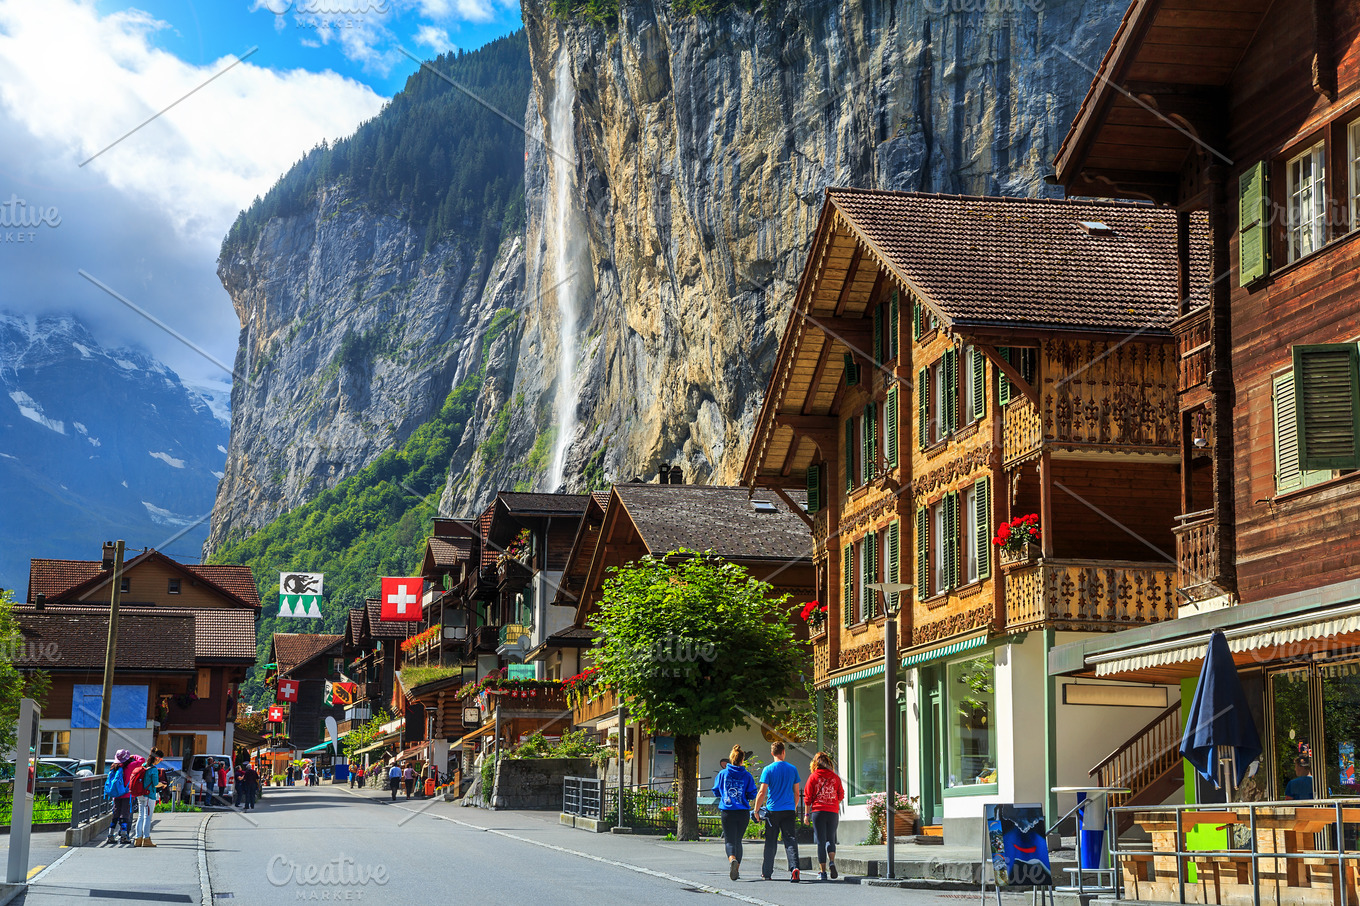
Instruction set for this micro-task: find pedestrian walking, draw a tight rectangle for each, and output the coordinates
[240,762,260,810]
[713,745,758,881]
[131,748,162,847]
[202,760,216,804]
[402,763,415,799]
[104,749,139,845]
[803,751,845,880]
[753,741,802,882]
[286,764,295,786]
[388,762,402,801]
[355,765,365,788]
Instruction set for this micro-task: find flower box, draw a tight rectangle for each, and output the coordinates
[999,541,1039,567]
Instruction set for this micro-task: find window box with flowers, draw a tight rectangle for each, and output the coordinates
[800,600,828,636]
[497,528,532,568]
[994,514,1041,567]
[400,624,442,656]
[561,667,600,708]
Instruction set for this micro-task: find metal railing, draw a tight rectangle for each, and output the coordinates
[70,773,112,829]
[498,624,531,647]
[1112,800,1360,906]
[562,776,602,819]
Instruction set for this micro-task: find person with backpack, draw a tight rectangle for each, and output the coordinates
[803,751,845,881]
[131,749,163,847]
[104,749,139,845]
[202,760,216,804]
[388,762,402,801]
[713,745,759,881]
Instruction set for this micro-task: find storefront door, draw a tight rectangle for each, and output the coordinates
[921,669,943,825]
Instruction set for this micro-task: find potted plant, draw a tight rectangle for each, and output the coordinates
[994,514,1042,566]
[866,791,920,843]
[800,600,828,635]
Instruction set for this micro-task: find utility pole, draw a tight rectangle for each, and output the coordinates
[95,540,125,770]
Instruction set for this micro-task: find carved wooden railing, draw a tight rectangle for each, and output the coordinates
[495,686,568,713]
[1042,340,1178,451]
[1002,399,1043,464]
[1172,509,1219,601]
[812,637,830,689]
[1089,701,1182,810]
[572,688,619,725]
[1004,560,1177,632]
[1173,306,1211,395]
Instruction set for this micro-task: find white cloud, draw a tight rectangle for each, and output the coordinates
[414,24,456,54]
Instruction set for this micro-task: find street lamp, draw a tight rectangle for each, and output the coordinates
[866,581,913,881]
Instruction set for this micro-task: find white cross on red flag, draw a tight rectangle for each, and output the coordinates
[380,577,424,622]
[266,706,284,723]
[277,679,298,703]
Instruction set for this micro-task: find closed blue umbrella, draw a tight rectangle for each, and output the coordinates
[1180,630,1262,791]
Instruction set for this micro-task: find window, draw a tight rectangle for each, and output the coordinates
[931,359,946,444]
[962,485,979,584]
[119,578,129,594]
[860,533,879,621]
[946,653,997,788]
[844,416,859,492]
[1351,122,1360,231]
[850,681,887,798]
[1274,346,1360,494]
[39,730,70,757]
[1287,141,1326,262]
[997,347,1037,405]
[960,347,975,425]
[170,735,195,758]
[168,578,181,594]
[932,503,947,596]
[842,543,857,627]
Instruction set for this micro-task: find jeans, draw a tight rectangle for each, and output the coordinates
[390,777,399,800]
[811,810,839,864]
[720,810,749,862]
[109,797,132,838]
[135,796,155,838]
[761,810,800,878]
[242,785,257,809]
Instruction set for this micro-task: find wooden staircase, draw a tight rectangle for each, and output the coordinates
[1089,702,1184,832]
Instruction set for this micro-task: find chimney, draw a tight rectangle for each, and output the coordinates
[101,541,116,570]
[657,464,670,484]
[35,593,45,611]
[668,467,684,485]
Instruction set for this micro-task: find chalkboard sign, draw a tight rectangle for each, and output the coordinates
[984,803,1053,888]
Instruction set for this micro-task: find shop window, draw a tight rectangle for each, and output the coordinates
[946,653,997,789]
[40,730,70,757]
[850,681,887,799]
[1286,141,1326,262]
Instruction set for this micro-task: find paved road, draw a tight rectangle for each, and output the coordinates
[10,784,1032,905]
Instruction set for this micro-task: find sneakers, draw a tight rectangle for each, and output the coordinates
[829,860,838,879]
[730,861,739,881]
[790,869,800,883]
[819,871,828,881]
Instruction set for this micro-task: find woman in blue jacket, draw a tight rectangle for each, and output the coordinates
[712,745,758,881]
[133,749,163,847]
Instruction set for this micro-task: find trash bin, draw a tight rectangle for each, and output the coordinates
[424,779,435,798]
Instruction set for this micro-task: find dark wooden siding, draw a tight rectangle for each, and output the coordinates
[1048,459,1180,561]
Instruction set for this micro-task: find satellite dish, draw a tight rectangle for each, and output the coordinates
[515,635,532,660]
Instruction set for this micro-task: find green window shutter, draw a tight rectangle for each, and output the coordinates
[889,290,900,360]
[944,348,959,435]
[862,403,876,480]
[918,367,930,449]
[1239,161,1269,286]
[844,353,859,387]
[885,385,899,467]
[912,299,922,341]
[864,533,878,620]
[998,348,1013,406]
[916,507,929,601]
[843,544,855,626]
[1293,344,1360,470]
[1273,372,1329,493]
[873,305,884,367]
[975,477,992,581]
[844,418,855,493]
[887,520,901,612]
[972,346,986,421]
[943,492,959,591]
[805,464,821,515]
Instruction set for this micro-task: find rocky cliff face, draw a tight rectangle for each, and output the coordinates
[449,0,1125,511]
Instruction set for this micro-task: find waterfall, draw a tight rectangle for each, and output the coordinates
[546,50,583,493]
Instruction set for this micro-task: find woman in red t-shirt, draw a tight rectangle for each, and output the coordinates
[802,752,845,881]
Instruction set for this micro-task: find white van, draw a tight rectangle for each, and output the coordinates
[188,754,235,802]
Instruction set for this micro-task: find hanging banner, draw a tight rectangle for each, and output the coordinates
[276,679,299,703]
[266,706,285,723]
[279,572,323,619]
[326,682,358,707]
[380,577,424,622]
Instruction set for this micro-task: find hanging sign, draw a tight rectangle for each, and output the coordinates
[380,577,424,622]
[279,572,323,619]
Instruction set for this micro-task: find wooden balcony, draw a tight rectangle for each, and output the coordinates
[1002,399,1044,464]
[1004,559,1176,632]
[572,688,619,726]
[1172,509,1220,602]
[494,686,568,713]
[811,636,830,689]
[1173,305,1210,398]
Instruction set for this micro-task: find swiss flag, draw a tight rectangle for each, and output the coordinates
[266,706,284,723]
[380,577,424,622]
[276,679,299,703]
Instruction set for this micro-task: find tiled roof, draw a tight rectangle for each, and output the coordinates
[185,565,261,606]
[188,609,257,660]
[364,598,416,640]
[27,554,260,608]
[273,633,342,675]
[27,559,103,601]
[590,491,610,509]
[478,505,496,568]
[346,608,365,646]
[14,608,196,671]
[427,536,474,568]
[496,492,590,514]
[827,189,1201,333]
[613,485,812,562]
[547,626,597,643]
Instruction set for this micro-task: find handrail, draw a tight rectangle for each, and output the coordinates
[1173,509,1215,525]
[1088,701,1180,777]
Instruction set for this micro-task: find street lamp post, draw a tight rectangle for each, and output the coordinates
[866,581,913,881]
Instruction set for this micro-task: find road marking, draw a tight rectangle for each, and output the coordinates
[197,812,214,906]
[25,846,75,883]
[27,865,45,879]
[386,801,781,906]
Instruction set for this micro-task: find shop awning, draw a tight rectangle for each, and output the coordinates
[353,731,400,756]
[899,631,989,669]
[828,664,884,688]
[300,736,346,755]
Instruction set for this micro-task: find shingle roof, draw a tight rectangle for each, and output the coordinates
[273,633,342,675]
[827,189,1201,333]
[364,598,415,640]
[547,626,597,643]
[14,608,196,671]
[346,607,365,646]
[188,609,257,660]
[427,536,474,568]
[27,559,103,601]
[27,554,260,608]
[497,492,591,515]
[185,565,261,606]
[613,485,812,562]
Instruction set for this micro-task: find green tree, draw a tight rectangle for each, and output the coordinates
[0,589,50,755]
[587,550,802,840]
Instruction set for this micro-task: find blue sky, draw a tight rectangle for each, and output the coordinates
[0,0,523,391]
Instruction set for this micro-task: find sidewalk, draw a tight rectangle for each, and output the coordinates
[6,807,208,906]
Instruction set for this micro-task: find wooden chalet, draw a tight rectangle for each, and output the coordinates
[21,548,259,762]
[1045,0,1360,901]
[742,188,1195,840]
[266,633,343,756]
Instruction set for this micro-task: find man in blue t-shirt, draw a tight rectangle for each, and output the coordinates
[753,740,802,882]
[1284,757,1314,800]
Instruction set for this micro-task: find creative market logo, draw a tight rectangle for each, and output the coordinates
[922,0,1044,13]
[266,854,389,900]
[257,0,391,29]
[1,194,61,244]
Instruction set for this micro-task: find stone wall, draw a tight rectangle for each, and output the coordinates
[490,757,595,811]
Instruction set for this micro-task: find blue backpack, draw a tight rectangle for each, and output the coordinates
[104,765,128,799]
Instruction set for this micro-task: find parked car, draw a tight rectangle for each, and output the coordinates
[1,759,77,800]
[73,759,116,777]
[187,754,235,802]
